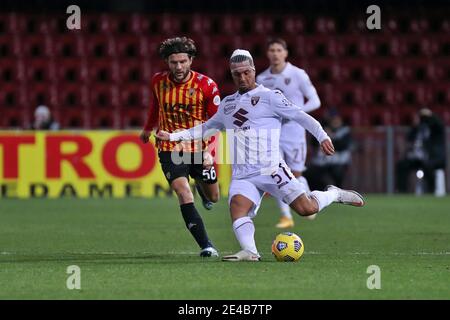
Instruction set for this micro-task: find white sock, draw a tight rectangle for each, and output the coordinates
[297,175,311,193]
[232,216,258,255]
[277,199,292,218]
[310,189,338,212]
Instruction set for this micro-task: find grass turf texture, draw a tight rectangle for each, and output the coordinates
[0,196,449,299]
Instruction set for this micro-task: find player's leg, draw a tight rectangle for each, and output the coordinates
[222,180,264,262]
[193,165,220,210]
[275,146,294,228]
[159,151,217,257]
[276,136,309,227]
[169,177,217,256]
[290,185,364,217]
[266,161,364,218]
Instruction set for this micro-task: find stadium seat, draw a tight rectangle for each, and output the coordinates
[409,18,430,33]
[0,83,26,109]
[83,35,116,58]
[119,84,150,109]
[119,108,146,129]
[189,13,212,35]
[213,14,243,34]
[116,35,149,59]
[0,35,21,58]
[55,58,88,84]
[282,15,305,34]
[86,59,119,84]
[88,84,119,109]
[207,35,241,58]
[57,108,88,129]
[0,13,20,34]
[315,17,337,34]
[26,83,58,108]
[432,83,450,107]
[17,14,55,34]
[118,60,151,84]
[56,84,89,109]
[0,108,25,128]
[51,34,85,58]
[24,59,56,83]
[0,58,25,83]
[20,35,53,58]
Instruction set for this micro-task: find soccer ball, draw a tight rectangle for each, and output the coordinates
[271,232,304,262]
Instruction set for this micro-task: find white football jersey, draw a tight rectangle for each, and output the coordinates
[170,85,329,180]
[257,62,321,144]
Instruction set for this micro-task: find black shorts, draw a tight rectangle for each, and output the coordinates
[158,151,218,185]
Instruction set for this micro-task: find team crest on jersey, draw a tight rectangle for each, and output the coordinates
[189,88,195,96]
[251,96,260,106]
[284,78,291,85]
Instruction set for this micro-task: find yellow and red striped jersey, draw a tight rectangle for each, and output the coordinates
[144,70,220,152]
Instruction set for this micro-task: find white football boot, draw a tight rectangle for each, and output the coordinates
[222,250,261,262]
[327,185,365,207]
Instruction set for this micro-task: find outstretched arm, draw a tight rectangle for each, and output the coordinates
[272,91,334,155]
[156,109,225,142]
[298,70,321,113]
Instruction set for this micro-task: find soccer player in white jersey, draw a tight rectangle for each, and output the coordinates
[156,49,365,262]
[257,38,321,228]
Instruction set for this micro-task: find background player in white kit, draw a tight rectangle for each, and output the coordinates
[257,38,321,228]
[156,49,365,261]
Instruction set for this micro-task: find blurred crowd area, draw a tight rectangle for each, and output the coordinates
[0,0,449,129]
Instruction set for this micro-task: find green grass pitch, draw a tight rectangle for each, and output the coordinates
[0,196,449,299]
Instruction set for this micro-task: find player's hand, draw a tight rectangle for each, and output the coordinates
[321,139,335,156]
[203,151,214,169]
[139,130,151,144]
[155,130,170,141]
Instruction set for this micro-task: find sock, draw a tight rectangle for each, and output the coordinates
[195,182,210,203]
[310,189,338,212]
[180,203,211,249]
[297,175,311,193]
[277,199,292,218]
[232,216,258,255]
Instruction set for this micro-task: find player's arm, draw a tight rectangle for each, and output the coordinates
[156,108,225,142]
[140,82,159,144]
[272,91,334,155]
[298,70,321,113]
[203,79,221,158]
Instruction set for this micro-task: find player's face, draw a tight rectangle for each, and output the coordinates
[230,62,256,93]
[267,43,288,65]
[167,53,193,82]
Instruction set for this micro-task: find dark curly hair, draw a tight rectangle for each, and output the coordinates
[158,37,197,59]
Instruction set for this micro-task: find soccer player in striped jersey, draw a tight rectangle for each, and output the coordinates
[139,37,221,257]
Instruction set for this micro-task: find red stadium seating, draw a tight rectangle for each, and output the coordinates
[24,59,56,83]
[86,59,120,84]
[1,12,449,128]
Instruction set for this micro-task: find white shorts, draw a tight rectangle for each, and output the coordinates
[280,121,307,173]
[228,161,307,218]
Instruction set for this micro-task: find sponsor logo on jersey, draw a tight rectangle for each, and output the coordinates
[232,108,249,127]
[224,104,237,115]
[251,96,260,106]
[224,97,236,103]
